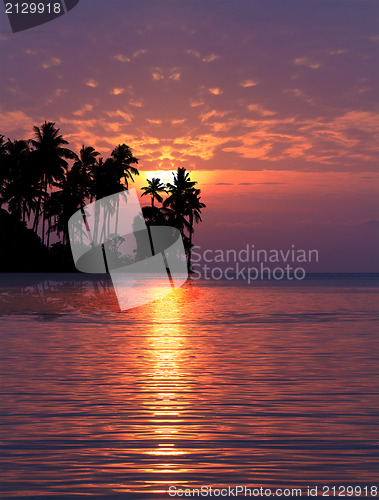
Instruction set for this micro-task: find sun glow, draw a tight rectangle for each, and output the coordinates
[135,170,215,194]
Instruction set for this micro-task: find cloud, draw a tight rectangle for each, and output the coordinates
[41,57,61,69]
[169,72,181,81]
[329,49,346,55]
[24,49,38,55]
[283,88,314,105]
[133,49,147,58]
[187,49,200,58]
[200,110,229,122]
[209,87,223,95]
[240,79,258,88]
[45,88,68,105]
[73,104,93,116]
[186,49,220,62]
[202,54,220,62]
[85,79,98,88]
[218,109,379,166]
[129,99,143,107]
[106,110,133,122]
[190,99,204,107]
[173,133,230,161]
[0,110,35,136]
[146,118,162,125]
[248,104,276,116]
[293,56,321,69]
[110,88,124,95]
[113,50,146,63]
[113,54,131,63]
[152,72,164,81]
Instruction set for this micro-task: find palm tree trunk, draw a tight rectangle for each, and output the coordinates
[188,211,194,271]
[93,202,100,245]
[46,217,51,248]
[42,213,46,246]
[115,197,119,237]
[41,179,48,245]
[33,181,44,233]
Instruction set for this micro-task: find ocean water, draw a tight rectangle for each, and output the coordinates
[0,274,378,499]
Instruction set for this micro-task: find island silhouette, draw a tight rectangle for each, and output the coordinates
[0,121,205,272]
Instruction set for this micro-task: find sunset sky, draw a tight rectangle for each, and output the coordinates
[0,0,378,271]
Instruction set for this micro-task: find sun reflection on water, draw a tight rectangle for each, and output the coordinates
[142,291,191,468]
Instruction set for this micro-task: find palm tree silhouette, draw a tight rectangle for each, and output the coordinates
[141,177,167,209]
[0,135,9,207]
[72,145,100,207]
[30,121,76,244]
[110,144,139,189]
[0,124,207,272]
[1,138,38,222]
[184,188,206,270]
[164,167,196,234]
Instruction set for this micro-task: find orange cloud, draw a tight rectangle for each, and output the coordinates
[187,49,201,58]
[129,99,143,107]
[110,88,124,95]
[202,54,220,62]
[240,79,258,87]
[73,104,93,116]
[146,118,162,125]
[113,54,131,63]
[190,99,204,107]
[209,87,223,95]
[169,72,181,81]
[152,72,164,81]
[248,104,276,116]
[85,79,98,88]
[200,110,229,122]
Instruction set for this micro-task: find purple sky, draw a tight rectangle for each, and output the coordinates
[1,0,378,271]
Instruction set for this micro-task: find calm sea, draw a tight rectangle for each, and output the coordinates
[0,274,378,499]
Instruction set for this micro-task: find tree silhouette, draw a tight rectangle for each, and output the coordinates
[141,177,167,208]
[30,121,76,244]
[0,135,9,207]
[0,124,205,272]
[1,138,37,222]
[164,167,196,235]
[72,145,100,208]
[110,144,139,189]
[184,188,205,270]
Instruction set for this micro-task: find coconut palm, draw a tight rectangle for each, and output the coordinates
[184,188,206,270]
[47,166,86,246]
[0,135,9,206]
[110,143,139,189]
[72,145,100,207]
[89,157,127,244]
[141,177,167,211]
[1,139,38,222]
[164,167,196,234]
[30,121,76,243]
